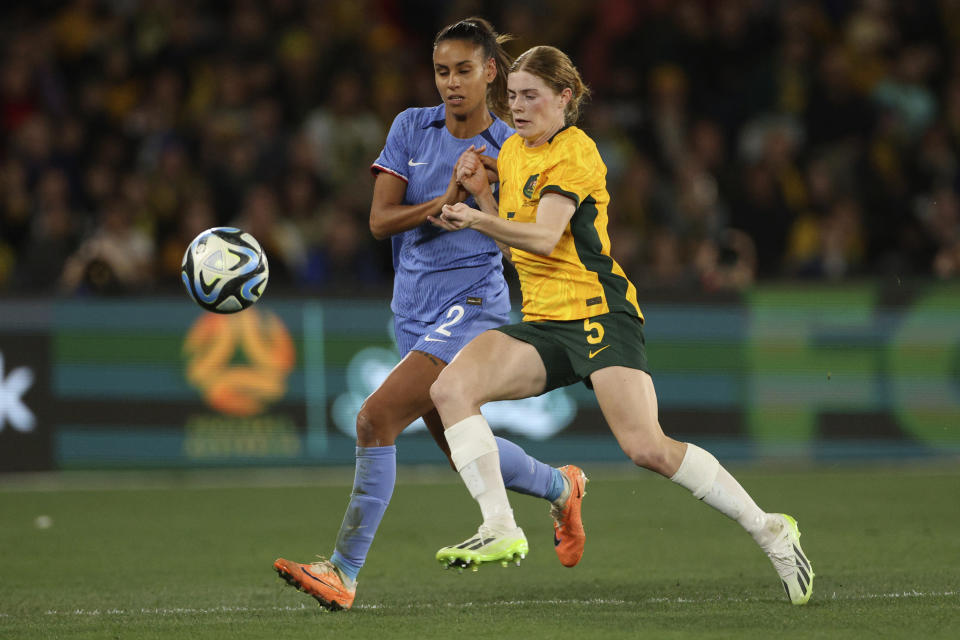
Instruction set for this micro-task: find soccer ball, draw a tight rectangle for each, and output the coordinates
[181,227,269,313]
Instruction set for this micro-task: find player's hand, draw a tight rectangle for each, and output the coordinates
[427,202,480,231]
[454,145,482,180]
[455,145,490,196]
[478,153,499,184]
[444,166,470,204]
[456,144,498,183]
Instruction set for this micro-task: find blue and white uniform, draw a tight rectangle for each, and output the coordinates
[372,104,514,363]
[327,104,565,586]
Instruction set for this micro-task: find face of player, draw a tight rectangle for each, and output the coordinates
[507,70,571,147]
[433,40,495,121]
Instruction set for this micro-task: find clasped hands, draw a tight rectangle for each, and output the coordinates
[428,145,496,232]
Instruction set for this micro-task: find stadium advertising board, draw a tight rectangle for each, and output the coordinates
[0,303,53,471]
[1,282,959,472]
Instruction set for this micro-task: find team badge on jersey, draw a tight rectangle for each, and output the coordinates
[522,174,540,198]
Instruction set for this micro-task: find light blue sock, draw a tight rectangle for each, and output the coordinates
[330,445,396,582]
[495,436,565,502]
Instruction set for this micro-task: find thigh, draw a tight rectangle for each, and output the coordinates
[357,350,445,446]
[590,366,685,474]
[590,366,660,442]
[438,329,549,418]
[495,321,581,391]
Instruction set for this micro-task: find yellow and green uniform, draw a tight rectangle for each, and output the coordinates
[495,126,649,390]
[497,126,643,323]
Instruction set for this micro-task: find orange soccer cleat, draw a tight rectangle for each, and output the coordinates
[551,465,588,567]
[273,557,356,611]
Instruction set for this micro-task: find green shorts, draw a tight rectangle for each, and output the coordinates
[494,312,649,392]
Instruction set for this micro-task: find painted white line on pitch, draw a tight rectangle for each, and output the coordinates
[40,604,315,617]
[21,590,957,617]
[357,591,956,609]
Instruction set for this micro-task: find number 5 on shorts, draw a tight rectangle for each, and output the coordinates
[583,318,604,345]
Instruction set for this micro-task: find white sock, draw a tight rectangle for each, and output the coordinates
[445,415,517,533]
[670,443,771,544]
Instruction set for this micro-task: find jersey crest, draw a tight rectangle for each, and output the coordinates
[522,174,540,199]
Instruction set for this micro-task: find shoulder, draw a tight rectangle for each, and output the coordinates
[501,132,524,154]
[551,127,604,168]
[393,104,445,130]
[552,126,598,154]
[489,116,516,144]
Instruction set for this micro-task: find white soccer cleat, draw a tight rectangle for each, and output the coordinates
[762,513,814,605]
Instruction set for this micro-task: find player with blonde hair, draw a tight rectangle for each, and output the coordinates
[428,45,814,605]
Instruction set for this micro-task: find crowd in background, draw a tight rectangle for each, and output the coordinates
[2,0,960,298]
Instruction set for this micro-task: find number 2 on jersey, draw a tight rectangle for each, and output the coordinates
[434,305,465,337]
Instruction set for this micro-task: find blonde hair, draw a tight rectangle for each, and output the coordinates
[510,45,591,124]
[434,17,515,122]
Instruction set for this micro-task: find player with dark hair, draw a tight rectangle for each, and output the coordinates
[273,21,587,612]
[429,45,815,605]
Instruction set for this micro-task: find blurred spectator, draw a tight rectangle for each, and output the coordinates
[229,183,305,287]
[158,190,215,284]
[693,228,757,292]
[302,70,384,190]
[281,168,327,248]
[302,202,383,292]
[786,196,866,280]
[0,0,959,298]
[0,159,33,270]
[1,45,39,134]
[917,187,960,278]
[60,196,154,295]
[636,63,690,174]
[872,44,939,141]
[13,168,80,291]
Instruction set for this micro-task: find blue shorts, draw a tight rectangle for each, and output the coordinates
[395,301,510,364]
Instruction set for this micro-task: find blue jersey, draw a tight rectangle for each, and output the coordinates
[372,104,514,322]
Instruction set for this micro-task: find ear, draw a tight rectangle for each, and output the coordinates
[485,57,497,83]
[559,87,573,107]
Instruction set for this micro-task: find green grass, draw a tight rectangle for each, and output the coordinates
[1,463,958,639]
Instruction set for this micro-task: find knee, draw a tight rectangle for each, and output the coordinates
[429,368,464,412]
[355,401,387,446]
[623,442,673,476]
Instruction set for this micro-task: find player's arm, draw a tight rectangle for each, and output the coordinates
[369,170,468,240]
[469,188,514,258]
[428,193,575,257]
[450,147,511,255]
[464,179,513,259]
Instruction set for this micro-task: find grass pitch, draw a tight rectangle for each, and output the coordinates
[1,463,958,639]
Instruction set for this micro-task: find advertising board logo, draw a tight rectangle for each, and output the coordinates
[0,351,35,433]
[183,308,295,416]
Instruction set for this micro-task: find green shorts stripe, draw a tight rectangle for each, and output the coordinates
[494,312,649,392]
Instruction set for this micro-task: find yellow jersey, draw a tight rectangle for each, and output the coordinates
[497,126,642,322]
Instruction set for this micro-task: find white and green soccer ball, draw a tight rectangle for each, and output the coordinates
[181,227,269,313]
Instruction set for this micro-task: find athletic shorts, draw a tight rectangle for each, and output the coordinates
[394,302,510,364]
[494,311,649,392]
